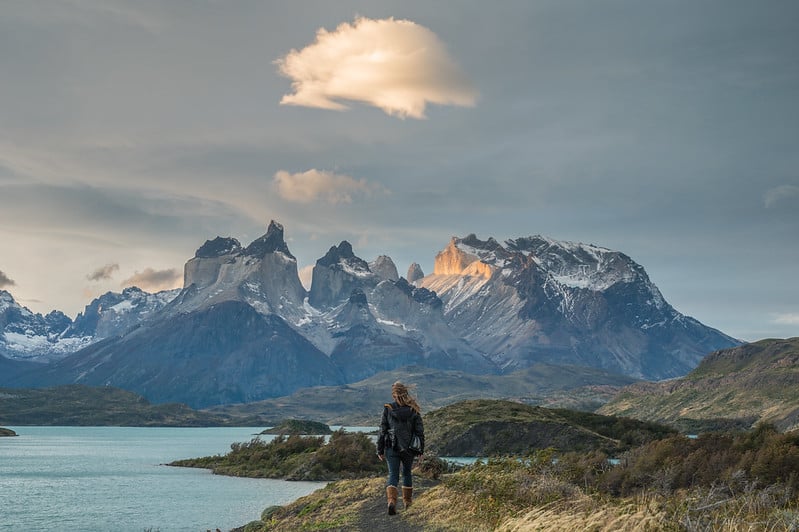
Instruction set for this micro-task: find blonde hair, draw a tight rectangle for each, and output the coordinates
[392,381,421,413]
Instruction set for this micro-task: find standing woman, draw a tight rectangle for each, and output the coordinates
[377,381,424,515]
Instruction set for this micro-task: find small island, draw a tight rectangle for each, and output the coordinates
[0,427,17,437]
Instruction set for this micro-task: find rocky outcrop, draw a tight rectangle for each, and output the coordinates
[308,241,381,309]
[406,263,424,284]
[177,220,307,322]
[368,255,399,282]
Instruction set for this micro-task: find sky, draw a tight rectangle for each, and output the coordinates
[1,0,797,342]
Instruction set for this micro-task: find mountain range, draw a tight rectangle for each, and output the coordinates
[1,221,739,408]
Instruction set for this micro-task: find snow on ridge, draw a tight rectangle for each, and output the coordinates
[110,300,135,313]
[340,260,373,278]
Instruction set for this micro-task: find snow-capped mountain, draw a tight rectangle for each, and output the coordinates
[2,222,741,407]
[0,286,179,363]
[66,286,181,339]
[417,234,739,379]
[0,290,84,362]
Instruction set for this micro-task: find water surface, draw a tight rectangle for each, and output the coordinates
[0,426,325,532]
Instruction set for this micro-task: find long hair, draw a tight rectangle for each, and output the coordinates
[392,381,421,414]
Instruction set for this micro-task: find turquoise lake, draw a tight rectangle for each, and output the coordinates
[0,426,327,532]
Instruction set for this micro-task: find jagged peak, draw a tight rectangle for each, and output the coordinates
[459,234,503,252]
[195,236,242,258]
[407,263,424,283]
[369,255,399,281]
[393,278,443,309]
[433,235,500,277]
[506,235,615,258]
[121,286,147,297]
[243,220,295,259]
[317,241,370,273]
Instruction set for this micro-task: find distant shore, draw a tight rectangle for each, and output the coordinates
[0,427,18,437]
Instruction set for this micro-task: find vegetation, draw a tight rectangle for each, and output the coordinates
[260,419,332,435]
[169,429,384,481]
[251,425,799,531]
[0,427,17,436]
[0,385,270,426]
[423,399,676,456]
[600,337,799,432]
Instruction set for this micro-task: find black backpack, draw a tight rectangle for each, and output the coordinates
[386,404,422,455]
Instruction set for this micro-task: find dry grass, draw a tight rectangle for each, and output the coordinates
[498,493,667,532]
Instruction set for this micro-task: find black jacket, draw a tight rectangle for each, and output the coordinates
[377,402,424,455]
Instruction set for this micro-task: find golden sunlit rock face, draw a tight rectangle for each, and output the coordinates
[433,238,493,278]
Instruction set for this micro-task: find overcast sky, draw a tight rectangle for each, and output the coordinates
[1,1,797,342]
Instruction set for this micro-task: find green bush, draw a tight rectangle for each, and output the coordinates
[171,430,382,481]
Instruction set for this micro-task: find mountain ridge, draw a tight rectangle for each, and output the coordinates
[1,222,740,408]
[598,337,799,431]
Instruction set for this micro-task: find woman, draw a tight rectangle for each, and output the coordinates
[377,381,425,515]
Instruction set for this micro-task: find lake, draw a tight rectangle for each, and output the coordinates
[0,426,327,532]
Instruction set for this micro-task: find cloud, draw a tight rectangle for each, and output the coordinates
[273,169,388,204]
[763,185,799,208]
[774,313,799,325]
[86,263,120,282]
[0,270,16,288]
[121,268,182,292]
[276,16,477,119]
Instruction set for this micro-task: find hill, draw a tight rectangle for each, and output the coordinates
[209,364,640,426]
[598,337,799,431]
[0,385,268,426]
[423,399,675,456]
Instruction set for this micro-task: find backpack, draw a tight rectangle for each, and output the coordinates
[386,403,422,455]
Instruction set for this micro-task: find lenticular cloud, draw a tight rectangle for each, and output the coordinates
[276,17,477,119]
[273,169,387,205]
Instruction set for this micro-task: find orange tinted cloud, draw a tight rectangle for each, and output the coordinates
[276,17,477,119]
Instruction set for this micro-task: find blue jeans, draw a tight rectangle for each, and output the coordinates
[386,447,414,488]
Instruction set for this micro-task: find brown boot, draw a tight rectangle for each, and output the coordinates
[386,486,398,515]
[402,486,413,509]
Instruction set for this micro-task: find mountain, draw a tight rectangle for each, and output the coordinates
[208,364,640,425]
[306,242,496,379]
[417,234,739,380]
[598,337,799,432]
[0,290,88,362]
[16,300,345,408]
[65,286,180,338]
[2,222,741,409]
[0,384,268,426]
[0,287,179,363]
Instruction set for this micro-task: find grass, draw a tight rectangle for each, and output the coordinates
[247,425,799,531]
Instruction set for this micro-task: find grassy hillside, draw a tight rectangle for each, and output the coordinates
[599,338,799,431]
[424,399,675,456]
[243,425,799,531]
[0,385,269,426]
[210,364,639,426]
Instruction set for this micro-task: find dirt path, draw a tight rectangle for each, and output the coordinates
[353,478,438,532]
